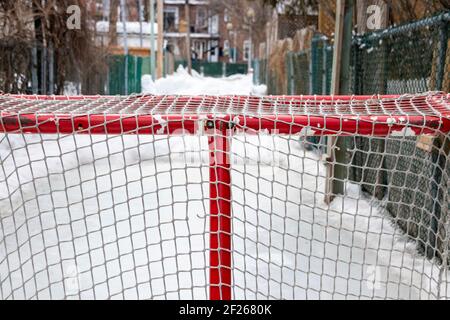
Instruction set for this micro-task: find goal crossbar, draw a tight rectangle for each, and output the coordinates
[1,93,449,137]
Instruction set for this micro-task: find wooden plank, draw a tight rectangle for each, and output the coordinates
[325,0,346,205]
[325,0,355,204]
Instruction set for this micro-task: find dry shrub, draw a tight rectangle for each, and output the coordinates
[0,0,108,94]
[269,38,293,95]
[292,26,316,52]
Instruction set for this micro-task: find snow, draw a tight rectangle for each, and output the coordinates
[64,82,80,96]
[141,66,267,96]
[387,78,430,94]
[0,74,448,300]
[390,127,417,137]
[0,133,447,300]
[96,21,159,35]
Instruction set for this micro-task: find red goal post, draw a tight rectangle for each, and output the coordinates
[0,92,449,300]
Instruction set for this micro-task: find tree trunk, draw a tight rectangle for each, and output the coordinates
[185,1,192,74]
[144,0,150,21]
[32,0,44,93]
[109,0,119,46]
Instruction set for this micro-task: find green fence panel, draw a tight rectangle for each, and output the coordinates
[140,56,152,75]
[311,35,325,94]
[324,45,333,95]
[108,55,123,95]
[226,63,248,77]
[175,60,248,77]
[253,59,268,87]
[290,50,310,95]
[108,54,147,95]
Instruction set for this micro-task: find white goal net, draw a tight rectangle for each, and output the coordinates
[0,93,449,300]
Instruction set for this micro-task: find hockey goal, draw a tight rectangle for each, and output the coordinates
[0,93,449,300]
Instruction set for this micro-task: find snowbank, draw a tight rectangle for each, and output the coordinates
[141,65,267,96]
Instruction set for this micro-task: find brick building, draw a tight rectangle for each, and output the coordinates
[163,0,220,63]
[90,0,257,64]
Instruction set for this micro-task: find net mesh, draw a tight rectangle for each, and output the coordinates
[350,13,450,263]
[0,93,449,300]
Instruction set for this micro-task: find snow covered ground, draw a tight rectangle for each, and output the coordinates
[0,72,448,300]
[0,133,448,300]
[141,66,267,96]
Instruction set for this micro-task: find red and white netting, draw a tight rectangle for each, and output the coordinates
[0,93,449,135]
[0,92,449,300]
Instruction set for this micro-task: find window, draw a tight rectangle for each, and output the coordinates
[224,9,229,23]
[243,40,251,61]
[223,40,230,61]
[101,0,109,19]
[163,7,179,32]
[210,40,219,62]
[196,7,208,30]
[193,40,207,60]
[210,41,218,56]
[209,15,219,34]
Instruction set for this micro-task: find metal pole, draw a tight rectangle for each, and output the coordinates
[150,0,156,80]
[138,0,144,48]
[42,44,47,95]
[248,25,252,71]
[233,31,237,63]
[322,42,327,94]
[31,46,38,94]
[185,0,192,75]
[436,21,448,91]
[120,0,129,94]
[48,42,54,95]
[157,0,164,79]
[325,0,353,204]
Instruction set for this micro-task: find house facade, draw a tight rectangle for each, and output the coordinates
[90,0,254,64]
[163,0,220,63]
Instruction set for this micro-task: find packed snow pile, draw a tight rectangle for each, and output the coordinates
[142,65,267,96]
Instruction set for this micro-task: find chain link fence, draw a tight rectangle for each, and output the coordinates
[108,55,144,95]
[350,12,450,263]
[254,34,333,96]
[352,12,449,95]
[286,50,311,95]
[254,11,450,264]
